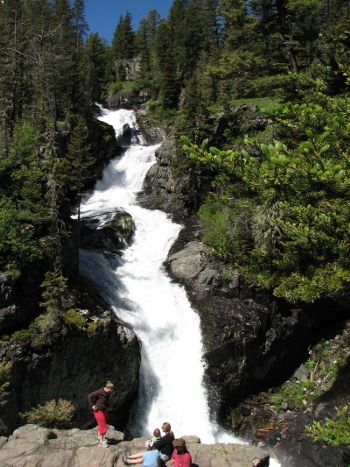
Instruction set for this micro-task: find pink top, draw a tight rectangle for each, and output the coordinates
[171,450,192,467]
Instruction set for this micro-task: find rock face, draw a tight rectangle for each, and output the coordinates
[0,269,44,335]
[166,230,349,421]
[0,288,140,437]
[86,117,121,189]
[140,136,190,221]
[136,109,167,145]
[0,424,271,467]
[106,90,149,110]
[80,211,135,255]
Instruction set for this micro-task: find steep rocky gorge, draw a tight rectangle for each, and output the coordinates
[139,106,350,466]
[1,102,349,466]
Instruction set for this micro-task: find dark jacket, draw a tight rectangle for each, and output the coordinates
[87,387,110,411]
[153,431,175,458]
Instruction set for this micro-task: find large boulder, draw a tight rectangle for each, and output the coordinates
[80,211,135,256]
[0,424,271,467]
[136,110,167,145]
[139,136,191,221]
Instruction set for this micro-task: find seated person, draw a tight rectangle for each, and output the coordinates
[170,438,192,467]
[122,444,160,466]
[145,428,161,448]
[152,422,174,463]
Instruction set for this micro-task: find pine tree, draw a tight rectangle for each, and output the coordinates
[168,0,187,81]
[136,10,160,81]
[155,21,180,108]
[83,33,110,103]
[111,12,136,61]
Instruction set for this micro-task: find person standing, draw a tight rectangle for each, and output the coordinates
[87,380,114,448]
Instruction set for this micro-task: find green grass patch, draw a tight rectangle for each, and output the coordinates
[230,97,280,112]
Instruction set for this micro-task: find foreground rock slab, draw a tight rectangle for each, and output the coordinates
[0,424,271,467]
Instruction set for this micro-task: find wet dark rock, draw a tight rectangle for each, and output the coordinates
[80,211,135,256]
[136,110,167,145]
[0,270,44,334]
[106,90,149,110]
[85,117,121,190]
[0,294,140,436]
[139,136,191,221]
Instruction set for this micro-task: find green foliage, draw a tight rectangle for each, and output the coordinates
[30,313,62,349]
[9,313,62,349]
[182,97,350,302]
[147,100,179,128]
[271,336,349,411]
[87,320,103,336]
[271,379,316,410]
[40,272,68,316]
[230,97,280,112]
[0,361,12,395]
[108,81,123,95]
[306,406,350,447]
[22,399,75,428]
[111,11,136,61]
[0,197,42,272]
[64,309,86,330]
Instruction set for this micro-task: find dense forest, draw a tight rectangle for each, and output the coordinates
[1,0,349,310]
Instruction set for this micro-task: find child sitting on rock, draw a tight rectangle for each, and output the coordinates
[145,428,161,448]
[170,438,192,467]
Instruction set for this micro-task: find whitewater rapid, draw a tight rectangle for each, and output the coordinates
[77,108,281,465]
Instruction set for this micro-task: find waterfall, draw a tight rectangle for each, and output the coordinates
[77,108,281,465]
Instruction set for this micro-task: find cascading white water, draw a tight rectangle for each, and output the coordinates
[78,108,281,465]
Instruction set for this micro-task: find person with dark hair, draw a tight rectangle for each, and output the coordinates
[87,380,114,448]
[152,421,175,464]
[170,438,192,467]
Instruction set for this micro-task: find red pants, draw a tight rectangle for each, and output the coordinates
[93,410,107,436]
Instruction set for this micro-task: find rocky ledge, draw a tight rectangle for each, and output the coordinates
[0,424,272,467]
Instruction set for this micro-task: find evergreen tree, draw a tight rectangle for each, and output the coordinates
[168,0,187,81]
[84,33,110,103]
[136,10,160,81]
[155,21,180,108]
[111,12,136,61]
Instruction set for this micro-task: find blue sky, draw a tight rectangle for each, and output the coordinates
[84,0,174,44]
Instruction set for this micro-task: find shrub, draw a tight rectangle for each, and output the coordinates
[247,74,291,98]
[0,361,12,394]
[64,309,86,330]
[30,313,62,349]
[108,81,123,95]
[182,97,350,303]
[271,379,316,410]
[306,406,350,447]
[87,320,103,336]
[22,399,75,428]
